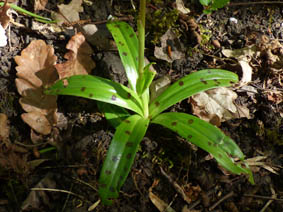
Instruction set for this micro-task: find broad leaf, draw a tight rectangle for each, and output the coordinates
[107,21,139,92]
[45,75,143,116]
[98,115,149,205]
[152,112,254,184]
[149,69,238,118]
[97,102,130,128]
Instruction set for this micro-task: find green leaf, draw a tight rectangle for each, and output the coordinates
[98,115,149,205]
[45,75,143,116]
[199,0,211,6]
[211,0,229,10]
[97,102,130,128]
[107,21,139,92]
[136,62,156,96]
[152,112,254,184]
[149,69,238,118]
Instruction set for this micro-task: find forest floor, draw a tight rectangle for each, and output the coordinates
[0,0,282,211]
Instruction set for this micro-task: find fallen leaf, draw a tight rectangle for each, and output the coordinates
[154,29,185,63]
[0,1,11,29]
[190,87,250,126]
[21,173,57,211]
[34,0,48,11]
[55,32,95,79]
[0,113,10,145]
[150,75,171,101]
[222,45,257,85]
[149,191,176,212]
[15,40,58,135]
[176,0,190,14]
[55,0,83,25]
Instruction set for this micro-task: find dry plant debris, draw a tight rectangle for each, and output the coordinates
[0,113,9,145]
[15,40,58,135]
[34,0,48,11]
[55,32,95,79]
[0,1,11,29]
[55,0,83,25]
[190,87,250,126]
[154,28,185,63]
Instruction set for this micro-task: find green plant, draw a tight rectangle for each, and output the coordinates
[199,0,230,14]
[0,2,55,23]
[45,0,253,205]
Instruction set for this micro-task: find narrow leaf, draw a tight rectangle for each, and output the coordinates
[152,112,254,184]
[45,75,143,115]
[136,62,156,96]
[149,69,238,118]
[98,115,149,205]
[107,21,139,92]
[97,102,130,128]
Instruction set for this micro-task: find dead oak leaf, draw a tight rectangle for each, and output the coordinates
[55,32,95,79]
[15,40,58,135]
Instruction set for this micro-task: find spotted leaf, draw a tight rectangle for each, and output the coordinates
[98,115,149,205]
[45,75,143,116]
[97,102,130,128]
[152,112,254,184]
[107,21,139,92]
[149,69,238,118]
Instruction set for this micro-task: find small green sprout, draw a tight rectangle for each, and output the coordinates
[45,0,253,205]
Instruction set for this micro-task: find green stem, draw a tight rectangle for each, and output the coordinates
[137,0,146,78]
[0,3,56,23]
[138,0,148,117]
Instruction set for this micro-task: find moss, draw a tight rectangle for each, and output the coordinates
[146,8,179,44]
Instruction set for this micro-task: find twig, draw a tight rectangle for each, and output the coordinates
[209,191,234,211]
[31,188,90,203]
[229,1,283,6]
[243,194,283,202]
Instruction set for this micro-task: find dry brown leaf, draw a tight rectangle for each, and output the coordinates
[176,0,190,14]
[15,40,58,135]
[0,145,29,175]
[149,191,176,212]
[0,113,10,145]
[154,29,185,63]
[55,0,83,25]
[222,45,257,85]
[21,173,57,210]
[0,1,11,29]
[55,32,95,79]
[34,0,48,11]
[191,87,250,126]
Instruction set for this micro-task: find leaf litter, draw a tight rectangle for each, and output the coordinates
[0,0,283,208]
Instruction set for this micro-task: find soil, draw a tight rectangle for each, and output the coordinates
[0,0,282,211]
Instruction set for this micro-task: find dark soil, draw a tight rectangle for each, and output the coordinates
[0,0,282,211]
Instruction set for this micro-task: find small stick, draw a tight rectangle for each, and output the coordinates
[243,194,283,202]
[229,1,283,6]
[209,191,234,211]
